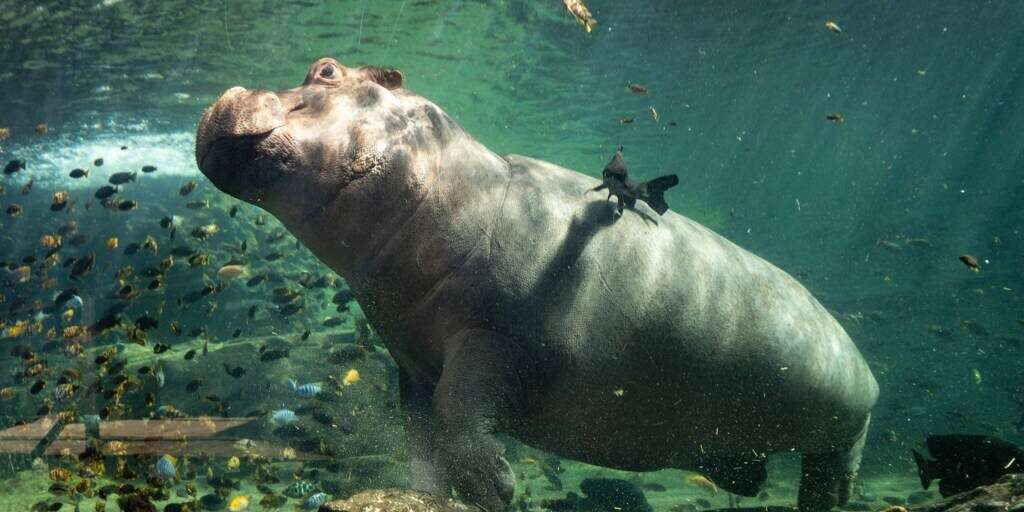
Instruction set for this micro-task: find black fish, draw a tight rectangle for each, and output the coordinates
[331,289,353,305]
[118,199,138,211]
[141,165,157,173]
[255,215,267,226]
[160,216,174,229]
[147,278,163,290]
[914,435,1024,497]
[590,146,679,216]
[108,171,136,185]
[323,317,344,327]
[69,253,95,279]
[259,348,289,362]
[91,314,121,334]
[279,302,302,316]
[223,364,246,378]
[186,379,202,392]
[3,159,25,175]
[69,168,89,179]
[30,379,45,394]
[94,185,118,199]
[135,316,159,331]
[248,305,258,320]
[93,158,104,166]
[301,329,311,340]
[264,252,284,261]
[179,181,197,196]
[246,274,266,287]
[54,287,78,305]
[152,343,170,354]
[170,246,194,257]
[184,349,197,361]
[124,242,141,255]
[232,329,241,338]
[229,205,239,217]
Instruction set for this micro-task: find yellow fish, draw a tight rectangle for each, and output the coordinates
[687,474,718,495]
[227,495,249,512]
[106,237,119,249]
[227,456,240,471]
[343,369,360,386]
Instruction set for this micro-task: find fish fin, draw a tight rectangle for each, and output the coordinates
[287,378,297,391]
[912,450,934,489]
[641,174,679,215]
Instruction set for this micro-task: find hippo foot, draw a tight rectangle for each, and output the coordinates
[440,436,515,511]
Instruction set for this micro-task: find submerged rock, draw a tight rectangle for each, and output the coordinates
[912,473,1024,512]
[319,489,480,512]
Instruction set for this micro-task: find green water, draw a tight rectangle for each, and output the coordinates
[0,1,1022,511]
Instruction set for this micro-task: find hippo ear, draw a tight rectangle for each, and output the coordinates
[362,66,404,90]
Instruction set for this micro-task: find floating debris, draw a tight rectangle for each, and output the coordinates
[826,113,844,123]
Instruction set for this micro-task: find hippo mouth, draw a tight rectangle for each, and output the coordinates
[196,87,305,199]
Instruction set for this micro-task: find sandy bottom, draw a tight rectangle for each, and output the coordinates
[2,456,940,511]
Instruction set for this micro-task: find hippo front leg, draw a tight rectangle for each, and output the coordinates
[399,369,450,495]
[432,330,525,511]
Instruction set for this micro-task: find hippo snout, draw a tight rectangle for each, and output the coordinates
[196,87,289,169]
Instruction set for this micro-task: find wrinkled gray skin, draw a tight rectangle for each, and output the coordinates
[197,58,879,512]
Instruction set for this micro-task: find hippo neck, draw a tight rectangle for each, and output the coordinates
[287,131,510,363]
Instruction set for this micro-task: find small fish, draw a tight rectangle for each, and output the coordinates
[217,266,249,284]
[826,113,844,123]
[619,117,634,124]
[283,481,315,499]
[224,364,246,379]
[94,185,118,199]
[259,348,289,362]
[246,273,267,287]
[877,239,902,253]
[108,172,136,185]
[323,317,344,327]
[186,199,209,209]
[186,379,203,392]
[303,493,329,509]
[343,369,361,386]
[0,387,15,400]
[153,342,170,354]
[687,474,718,494]
[191,223,219,240]
[590,146,679,216]
[264,252,284,261]
[35,123,48,135]
[53,383,76,401]
[20,178,34,194]
[117,199,138,211]
[959,254,980,272]
[825,20,842,33]
[6,204,23,216]
[228,495,249,511]
[627,83,648,95]
[179,181,197,196]
[229,205,239,217]
[227,456,241,471]
[184,349,197,361]
[49,467,71,482]
[141,165,157,173]
[289,379,321,397]
[563,0,597,33]
[270,409,298,426]
[30,380,46,394]
[70,254,95,279]
[93,158,104,166]
[3,159,26,175]
[301,329,311,340]
[155,366,165,388]
[155,454,177,480]
[50,191,68,211]
[105,236,119,249]
[0,128,8,140]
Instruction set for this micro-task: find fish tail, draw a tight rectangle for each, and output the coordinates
[912,450,934,489]
[287,378,297,391]
[640,174,680,215]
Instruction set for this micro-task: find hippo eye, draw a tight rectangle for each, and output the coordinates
[320,65,336,79]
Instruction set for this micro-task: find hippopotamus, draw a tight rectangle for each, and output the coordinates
[196,57,878,512]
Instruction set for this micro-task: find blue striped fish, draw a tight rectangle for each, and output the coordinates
[288,379,321,398]
[303,493,328,509]
[155,454,177,480]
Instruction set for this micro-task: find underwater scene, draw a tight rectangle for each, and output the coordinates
[1,1,1023,512]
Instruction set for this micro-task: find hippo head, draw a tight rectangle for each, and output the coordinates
[196,58,450,230]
